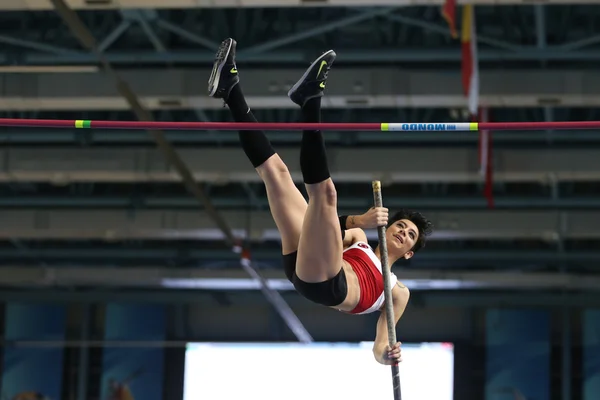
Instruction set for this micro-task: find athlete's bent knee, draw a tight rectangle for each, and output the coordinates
[257,155,287,175]
[307,179,337,207]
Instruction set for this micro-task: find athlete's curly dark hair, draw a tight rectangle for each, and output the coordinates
[386,209,433,253]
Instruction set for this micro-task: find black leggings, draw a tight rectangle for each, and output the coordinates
[282,251,348,307]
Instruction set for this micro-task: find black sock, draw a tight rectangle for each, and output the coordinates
[302,96,321,124]
[300,98,330,184]
[225,84,254,122]
[225,84,275,168]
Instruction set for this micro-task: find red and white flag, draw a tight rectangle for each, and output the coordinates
[461,4,478,118]
[441,0,458,38]
[461,5,493,208]
[479,107,494,208]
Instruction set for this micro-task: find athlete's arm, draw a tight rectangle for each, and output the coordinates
[339,207,389,230]
[372,282,410,365]
[339,214,362,229]
[342,227,367,247]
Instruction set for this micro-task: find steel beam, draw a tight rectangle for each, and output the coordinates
[0,147,599,185]
[5,93,597,111]
[155,19,219,51]
[559,34,600,51]
[135,14,166,53]
[535,6,547,48]
[2,130,600,145]
[1,206,600,242]
[1,196,600,211]
[0,221,589,241]
[240,7,395,55]
[0,249,598,266]
[97,20,132,53]
[0,34,80,55]
[0,289,596,308]
[382,13,524,52]
[0,0,596,11]
[13,48,600,66]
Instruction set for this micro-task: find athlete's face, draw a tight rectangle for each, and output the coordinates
[385,218,419,259]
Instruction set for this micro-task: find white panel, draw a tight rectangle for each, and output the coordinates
[3,95,600,111]
[1,147,600,184]
[0,209,599,240]
[0,69,598,110]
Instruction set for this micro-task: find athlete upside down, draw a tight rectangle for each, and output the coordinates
[208,38,433,365]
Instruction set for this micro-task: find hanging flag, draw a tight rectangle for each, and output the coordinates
[441,0,458,38]
[461,5,492,208]
[479,107,494,209]
[478,107,489,177]
[461,4,479,118]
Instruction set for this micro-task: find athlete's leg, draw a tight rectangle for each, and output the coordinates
[288,50,344,283]
[208,38,307,255]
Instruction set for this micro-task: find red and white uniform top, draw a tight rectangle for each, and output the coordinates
[342,241,397,315]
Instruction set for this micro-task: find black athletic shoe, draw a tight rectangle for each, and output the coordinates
[288,49,336,107]
[208,38,240,99]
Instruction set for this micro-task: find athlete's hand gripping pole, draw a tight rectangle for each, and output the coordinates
[372,180,402,400]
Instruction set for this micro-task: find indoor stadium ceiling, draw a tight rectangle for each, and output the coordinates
[0,5,599,68]
[1,3,599,301]
[1,5,599,112]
